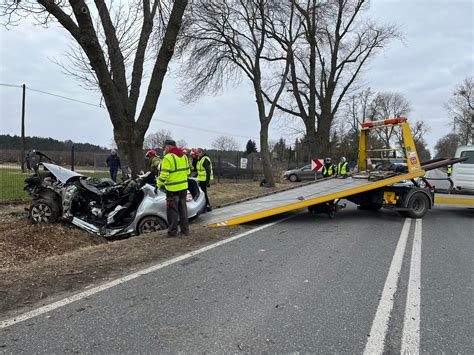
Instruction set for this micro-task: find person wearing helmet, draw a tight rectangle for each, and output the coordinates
[337,156,348,177]
[145,150,161,177]
[322,157,335,178]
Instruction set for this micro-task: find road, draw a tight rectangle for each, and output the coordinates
[1,203,473,353]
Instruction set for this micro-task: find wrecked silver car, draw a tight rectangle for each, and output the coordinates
[24,150,206,238]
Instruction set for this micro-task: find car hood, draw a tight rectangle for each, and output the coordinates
[43,163,84,183]
[283,169,299,175]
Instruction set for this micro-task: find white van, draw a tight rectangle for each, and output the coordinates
[452,145,474,190]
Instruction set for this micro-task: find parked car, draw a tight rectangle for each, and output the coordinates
[282,164,316,182]
[375,161,407,172]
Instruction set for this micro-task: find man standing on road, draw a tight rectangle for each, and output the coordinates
[446,164,453,177]
[337,156,349,177]
[156,139,190,237]
[322,157,335,178]
[106,149,121,182]
[196,148,213,212]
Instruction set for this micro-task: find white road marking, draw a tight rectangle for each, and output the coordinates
[364,218,412,355]
[401,218,422,354]
[0,217,290,329]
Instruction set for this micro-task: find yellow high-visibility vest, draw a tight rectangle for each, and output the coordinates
[337,162,348,175]
[156,153,190,192]
[322,165,334,176]
[197,156,214,182]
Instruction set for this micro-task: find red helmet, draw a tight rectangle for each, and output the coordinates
[145,150,157,158]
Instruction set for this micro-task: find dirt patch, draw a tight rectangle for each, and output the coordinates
[0,181,286,318]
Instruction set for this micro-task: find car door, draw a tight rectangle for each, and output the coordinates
[299,164,315,180]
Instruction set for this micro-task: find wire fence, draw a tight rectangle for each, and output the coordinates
[0,147,310,201]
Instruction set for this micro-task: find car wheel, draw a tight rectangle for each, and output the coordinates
[30,198,60,223]
[137,216,167,235]
[289,174,298,182]
[406,193,430,219]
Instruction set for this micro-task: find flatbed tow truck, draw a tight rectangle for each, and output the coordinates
[200,117,472,227]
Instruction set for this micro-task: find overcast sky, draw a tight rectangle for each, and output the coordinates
[0,0,473,155]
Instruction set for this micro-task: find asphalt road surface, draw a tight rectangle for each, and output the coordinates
[1,203,473,353]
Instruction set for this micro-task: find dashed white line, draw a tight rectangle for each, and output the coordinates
[401,218,422,354]
[364,218,412,355]
[0,217,290,329]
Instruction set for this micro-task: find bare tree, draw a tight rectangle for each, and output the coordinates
[211,135,240,151]
[269,0,399,157]
[180,0,296,187]
[369,92,411,148]
[434,133,462,158]
[143,129,173,150]
[446,77,474,145]
[1,0,188,175]
[342,87,374,137]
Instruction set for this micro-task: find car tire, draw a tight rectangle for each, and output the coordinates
[29,198,60,223]
[289,174,298,182]
[405,192,430,219]
[137,216,167,235]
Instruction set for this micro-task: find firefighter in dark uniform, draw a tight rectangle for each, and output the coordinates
[322,157,335,178]
[196,148,213,212]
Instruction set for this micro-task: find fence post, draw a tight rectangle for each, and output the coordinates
[217,154,221,183]
[235,155,239,183]
[20,84,26,172]
[71,144,75,171]
[251,156,254,180]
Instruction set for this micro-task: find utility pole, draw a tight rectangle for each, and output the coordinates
[20,84,26,173]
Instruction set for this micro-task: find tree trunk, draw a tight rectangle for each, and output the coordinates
[304,116,318,158]
[259,121,275,187]
[115,127,145,178]
[315,108,333,158]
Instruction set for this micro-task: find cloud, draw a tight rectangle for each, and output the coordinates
[1,0,472,155]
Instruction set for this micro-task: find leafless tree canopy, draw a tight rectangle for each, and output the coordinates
[1,0,188,175]
[211,135,240,151]
[144,129,172,150]
[180,0,298,186]
[446,76,474,145]
[267,0,399,156]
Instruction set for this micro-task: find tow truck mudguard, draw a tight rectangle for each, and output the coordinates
[400,187,434,209]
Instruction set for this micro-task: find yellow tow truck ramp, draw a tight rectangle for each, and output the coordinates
[201,117,455,227]
[200,170,425,227]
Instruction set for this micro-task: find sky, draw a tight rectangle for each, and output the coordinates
[0,0,473,155]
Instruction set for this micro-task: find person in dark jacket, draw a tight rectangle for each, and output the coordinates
[196,148,213,211]
[106,150,121,182]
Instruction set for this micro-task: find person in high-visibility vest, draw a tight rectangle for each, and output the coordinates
[446,164,453,177]
[337,156,348,177]
[322,157,335,178]
[196,148,214,212]
[156,139,191,237]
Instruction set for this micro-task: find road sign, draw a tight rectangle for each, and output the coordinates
[311,159,323,172]
[240,158,248,169]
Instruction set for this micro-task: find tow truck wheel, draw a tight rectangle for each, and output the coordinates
[30,198,60,223]
[405,192,430,219]
[138,216,167,235]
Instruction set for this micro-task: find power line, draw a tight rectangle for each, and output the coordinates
[1,83,102,108]
[1,82,260,141]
